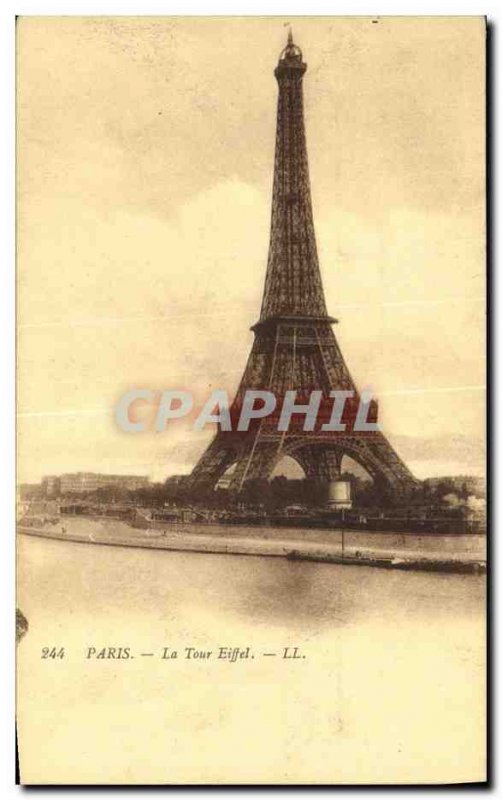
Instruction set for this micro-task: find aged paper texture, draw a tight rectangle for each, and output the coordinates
[17,16,486,785]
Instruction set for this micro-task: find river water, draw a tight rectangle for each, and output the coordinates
[17,534,486,784]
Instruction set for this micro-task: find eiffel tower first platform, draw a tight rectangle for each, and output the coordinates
[186,33,418,504]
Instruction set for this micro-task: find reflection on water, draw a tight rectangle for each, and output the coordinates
[17,534,486,785]
[18,533,484,631]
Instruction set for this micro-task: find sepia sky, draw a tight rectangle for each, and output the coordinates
[17,16,486,483]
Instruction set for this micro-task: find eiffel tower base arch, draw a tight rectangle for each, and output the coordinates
[185,430,418,506]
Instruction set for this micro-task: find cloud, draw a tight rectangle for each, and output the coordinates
[17,18,486,483]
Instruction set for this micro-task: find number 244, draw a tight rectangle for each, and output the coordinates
[41,647,65,659]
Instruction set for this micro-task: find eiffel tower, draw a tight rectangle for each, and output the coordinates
[186,32,418,504]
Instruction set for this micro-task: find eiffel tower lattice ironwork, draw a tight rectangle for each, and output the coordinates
[186,33,418,500]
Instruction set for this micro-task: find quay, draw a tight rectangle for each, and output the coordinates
[18,516,486,574]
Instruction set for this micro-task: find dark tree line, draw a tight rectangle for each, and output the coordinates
[34,471,483,513]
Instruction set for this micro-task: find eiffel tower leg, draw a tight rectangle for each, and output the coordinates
[340,432,418,494]
[366,431,419,494]
[186,434,282,495]
[228,440,280,491]
[185,435,243,495]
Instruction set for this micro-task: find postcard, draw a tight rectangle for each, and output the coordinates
[16,16,487,785]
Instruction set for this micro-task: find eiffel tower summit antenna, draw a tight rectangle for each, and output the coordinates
[186,34,418,504]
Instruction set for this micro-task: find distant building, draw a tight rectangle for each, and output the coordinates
[41,476,61,497]
[18,483,44,500]
[41,472,150,496]
[59,473,97,494]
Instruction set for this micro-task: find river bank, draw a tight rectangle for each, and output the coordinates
[18,515,486,574]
